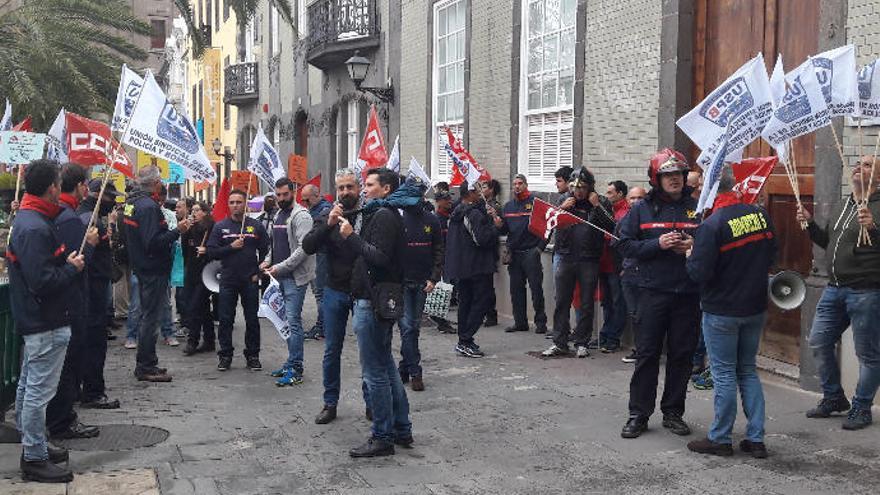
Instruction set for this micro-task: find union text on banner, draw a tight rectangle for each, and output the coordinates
[528,198,585,240]
[66,112,134,177]
[0,132,46,164]
[122,70,216,183]
[111,65,144,132]
[247,126,286,188]
[696,134,729,212]
[355,105,388,180]
[761,62,830,151]
[786,45,858,118]
[858,58,880,119]
[731,157,777,205]
[258,278,290,341]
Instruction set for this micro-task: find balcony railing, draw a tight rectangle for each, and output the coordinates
[306,0,380,70]
[224,62,258,105]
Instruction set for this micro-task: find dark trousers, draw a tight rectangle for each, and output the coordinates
[508,248,547,330]
[80,277,110,402]
[456,273,494,346]
[218,281,261,359]
[185,278,215,346]
[621,276,641,349]
[628,290,701,419]
[553,259,600,348]
[135,273,169,376]
[46,317,85,434]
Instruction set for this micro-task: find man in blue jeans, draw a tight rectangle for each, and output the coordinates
[300,182,332,339]
[798,156,880,431]
[264,178,315,386]
[685,165,776,458]
[9,159,87,483]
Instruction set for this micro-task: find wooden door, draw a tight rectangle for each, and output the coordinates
[693,0,819,365]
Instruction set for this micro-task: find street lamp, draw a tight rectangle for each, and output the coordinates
[345,51,394,103]
[211,138,235,193]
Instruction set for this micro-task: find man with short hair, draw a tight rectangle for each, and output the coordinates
[207,189,270,372]
[264,178,315,386]
[621,186,647,364]
[300,183,332,340]
[594,180,631,353]
[480,179,502,328]
[687,170,703,201]
[430,189,456,334]
[495,174,547,334]
[9,160,87,483]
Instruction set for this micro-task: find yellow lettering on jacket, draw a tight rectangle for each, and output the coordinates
[727,212,766,238]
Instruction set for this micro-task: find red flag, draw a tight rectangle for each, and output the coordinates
[213,177,231,221]
[65,112,134,178]
[296,173,322,206]
[528,198,584,240]
[12,117,31,132]
[731,157,777,204]
[444,127,490,186]
[356,106,387,180]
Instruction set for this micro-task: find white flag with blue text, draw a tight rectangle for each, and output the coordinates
[786,45,857,118]
[112,65,145,132]
[46,109,68,162]
[407,157,431,186]
[247,125,286,188]
[762,61,830,150]
[258,277,290,341]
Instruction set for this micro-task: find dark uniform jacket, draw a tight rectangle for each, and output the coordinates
[401,204,443,284]
[206,216,269,286]
[444,199,499,281]
[123,188,179,276]
[499,194,542,251]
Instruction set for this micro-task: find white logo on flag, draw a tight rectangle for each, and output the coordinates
[247,125,286,188]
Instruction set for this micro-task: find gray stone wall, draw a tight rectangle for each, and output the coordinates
[399,0,431,173]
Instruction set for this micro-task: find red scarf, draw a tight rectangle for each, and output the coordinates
[437,208,451,218]
[712,191,741,210]
[20,193,62,219]
[59,193,79,210]
[515,189,531,202]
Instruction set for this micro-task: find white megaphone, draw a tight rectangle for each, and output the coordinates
[768,270,806,310]
[202,260,222,293]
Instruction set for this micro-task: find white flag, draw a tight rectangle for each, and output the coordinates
[0,99,11,132]
[247,125,286,188]
[387,135,400,173]
[112,65,145,132]
[677,53,774,168]
[858,58,880,120]
[258,278,290,341]
[122,71,216,183]
[786,45,857,118]
[768,55,789,164]
[762,62,830,150]
[46,109,67,162]
[407,157,431,186]
[696,135,729,213]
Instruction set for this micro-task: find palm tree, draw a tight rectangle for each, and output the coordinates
[174,0,293,59]
[0,0,151,128]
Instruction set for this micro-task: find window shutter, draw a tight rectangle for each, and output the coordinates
[526,110,573,183]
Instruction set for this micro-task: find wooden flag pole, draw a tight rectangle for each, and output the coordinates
[6,164,23,245]
[239,173,253,236]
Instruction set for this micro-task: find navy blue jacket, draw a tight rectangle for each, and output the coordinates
[206,216,270,286]
[124,188,179,277]
[686,199,777,317]
[615,188,700,294]
[555,195,615,262]
[500,194,542,251]
[401,204,444,284]
[444,199,499,281]
[309,198,332,219]
[8,197,80,336]
[77,196,113,282]
[55,198,90,317]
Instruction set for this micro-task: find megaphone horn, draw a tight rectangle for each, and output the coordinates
[202,260,222,293]
[768,270,806,310]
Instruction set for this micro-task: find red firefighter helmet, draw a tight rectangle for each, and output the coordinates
[648,148,690,188]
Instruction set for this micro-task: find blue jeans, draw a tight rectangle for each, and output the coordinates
[321,286,353,407]
[127,273,174,341]
[702,312,766,444]
[135,273,170,375]
[599,272,627,348]
[217,281,261,359]
[353,299,412,442]
[16,327,71,461]
[809,286,880,410]
[398,283,428,378]
[279,278,308,373]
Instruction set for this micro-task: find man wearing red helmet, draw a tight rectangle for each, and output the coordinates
[615,149,701,439]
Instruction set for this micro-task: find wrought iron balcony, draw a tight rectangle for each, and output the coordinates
[224,62,258,106]
[306,0,380,71]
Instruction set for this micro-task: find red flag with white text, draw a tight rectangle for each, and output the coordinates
[65,112,134,178]
[731,157,777,205]
[356,106,387,181]
[444,127,490,186]
[528,198,584,240]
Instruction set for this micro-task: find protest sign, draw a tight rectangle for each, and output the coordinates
[0,132,45,164]
[111,65,144,132]
[287,154,307,184]
[90,166,127,203]
[231,170,258,194]
[247,125,285,188]
[762,63,830,151]
[787,45,857,118]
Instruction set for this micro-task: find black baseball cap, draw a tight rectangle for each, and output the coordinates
[88,178,122,197]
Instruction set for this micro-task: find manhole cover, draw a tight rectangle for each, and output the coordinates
[54,424,169,452]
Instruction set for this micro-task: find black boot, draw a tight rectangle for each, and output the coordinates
[20,458,74,483]
[315,405,337,425]
[47,445,69,464]
[349,437,394,457]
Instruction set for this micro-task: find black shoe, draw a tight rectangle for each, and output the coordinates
[621,417,648,439]
[411,376,425,392]
[394,435,414,449]
[806,396,851,418]
[621,349,637,363]
[687,438,733,457]
[600,344,620,353]
[79,396,120,410]
[217,356,232,371]
[842,407,873,430]
[304,326,324,340]
[504,325,528,333]
[483,314,498,327]
[47,444,69,464]
[195,342,215,353]
[182,343,198,356]
[106,329,117,341]
[586,339,600,350]
[20,458,73,483]
[51,422,99,440]
[349,437,395,458]
[739,439,768,458]
[246,356,262,371]
[662,415,691,436]
[535,326,547,334]
[315,405,337,424]
[136,371,172,382]
[399,370,410,384]
[365,408,373,421]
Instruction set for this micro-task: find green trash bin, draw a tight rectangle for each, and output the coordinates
[0,284,19,413]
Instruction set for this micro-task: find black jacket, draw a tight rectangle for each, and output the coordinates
[554,195,615,262]
[55,199,90,317]
[615,187,700,294]
[206,216,269,286]
[302,207,360,294]
[808,192,880,289]
[444,199,499,281]
[77,196,113,282]
[686,200,777,316]
[401,204,444,284]
[499,194,543,251]
[124,188,179,276]
[346,206,406,300]
[182,218,214,285]
[8,197,80,336]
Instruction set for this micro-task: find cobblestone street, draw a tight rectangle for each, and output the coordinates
[1,300,879,494]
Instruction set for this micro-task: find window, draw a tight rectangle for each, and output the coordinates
[270,6,280,55]
[297,0,308,38]
[150,19,166,49]
[432,0,467,180]
[347,100,360,167]
[520,0,576,189]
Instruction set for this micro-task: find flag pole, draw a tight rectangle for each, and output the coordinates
[240,173,253,236]
[6,164,23,245]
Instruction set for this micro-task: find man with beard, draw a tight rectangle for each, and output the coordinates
[299,183,332,340]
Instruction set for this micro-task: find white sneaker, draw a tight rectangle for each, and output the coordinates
[124,339,137,349]
[541,344,568,357]
[576,345,590,358]
[164,337,180,347]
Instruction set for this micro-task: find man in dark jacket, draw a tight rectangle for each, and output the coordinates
[207,189,269,372]
[685,165,776,457]
[303,168,363,425]
[342,168,412,457]
[300,183,332,340]
[181,201,215,354]
[124,166,190,382]
[430,189,456,333]
[542,167,615,358]
[797,155,880,430]
[9,160,86,483]
[445,181,499,358]
[480,179,502,327]
[616,149,700,440]
[496,174,547,334]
